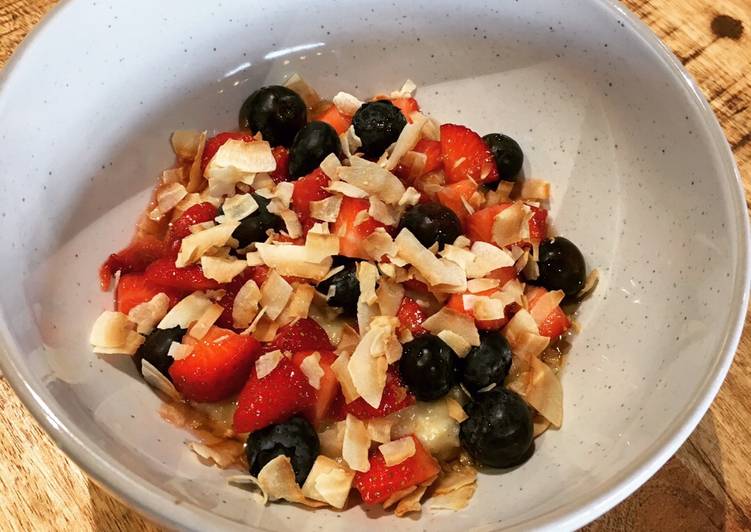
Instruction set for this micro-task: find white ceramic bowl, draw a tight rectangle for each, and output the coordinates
[0,0,748,530]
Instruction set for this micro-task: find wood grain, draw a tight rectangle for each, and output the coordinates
[1,1,750,530]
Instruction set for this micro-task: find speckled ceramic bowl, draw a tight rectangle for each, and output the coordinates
[0,0,747,530]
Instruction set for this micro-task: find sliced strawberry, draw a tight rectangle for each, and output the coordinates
[214,268,254,329]
[115,273,184,314]
[440,123,499,184]
[436,179,479,223]
[526,286,570,338]
[389,97,420,122]
[201,131,255,170]
[271,318,334,352]
[353,435,440,504]
[169,326,261,402]
[99,235,164,290]
[333,197,388,259]
[292,350,339,427]
[466,203,547,244]
[269,146,291,183]
[394,138,443,183]
[332,369,414,420]
[291,168,331,231]
[396,297,427,335]
[233,356,316,433]
[165,202,218,250]
[528,206,548,240]
[144,257,221,291]
[446,288,508,331]
[313,103,352,134]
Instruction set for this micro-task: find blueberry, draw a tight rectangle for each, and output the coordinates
[288,121,342,179]
[460,333,513,394]
[530,236,586,296]
[460,389,534,468]
[245,416,320,485]
[316,260,360,316]
[231,193,284,248]
[397,202,461,249]
[399,334,458,401]
[483,133,524,182]
[352,100,407,158]
[134,326,186,380]
[239,85,307,148]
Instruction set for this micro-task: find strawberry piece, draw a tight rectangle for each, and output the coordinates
[488,266,518,286]
[165,202,218,250]
[353,435,440,504]
[144,257,221,291]
[115,273,184,314]
[269,146,290,183]
[169,326,261,402]
[440,123,499,184]
[271,318,334,352]
[292,350,339,427]
[201,131,254,171]
[413,139,442,174]
[435,179,479,223]
[466,203,548,244]
[528,206,548,240]
[332,369,414,420]
[233,356,316,433]
[396,297,427,335]
[526,286,571,338]
[291,168,331,230]
[99,235,164,290]
[314,103,352,134]
[389,97,420,122]
[446,287,510,331]
[333,197,388,259]
[214,268,254,329]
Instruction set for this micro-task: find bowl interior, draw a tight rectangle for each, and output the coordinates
[0,0,746,530]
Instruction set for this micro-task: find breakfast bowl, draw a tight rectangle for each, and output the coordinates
[0,0,748,530]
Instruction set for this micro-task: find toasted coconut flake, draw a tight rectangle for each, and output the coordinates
[326,180,369,198]
[156,182,188,216]
[301,455,355,509]
[167,341,193,361]
[300,352,324,390]
[232,279,261,329]
[187,303,224,340]
[188,440,244,469]
[395,230,467,292]
[342,414,371,472]
[433,465,476,495]
[520,179,551,201]
[222,193,259,220]
[383,486,417,510]
[318,421,345,458]
[331,353,360,403]
[305,231,340,261]
[309,195,342,222]
[187,132,208,193]
[379,436,416,466]
[577,268,599,299]
[428,483,476,510]
[337,157,406,204]
[90,311,133,348]
[466,242,515,277]
[491,201,527,247]
[421,114,441,141]
[340,126,363,159]
[348,317,400,407]
[176,221,239,267]
[394,485,429,517]
[338,324,360,351]
[257,455,325,507]
[256,349,284,379]
[400,151,427,181]
[260,271,294,320]
[533,414,551,437]
[255,243,333,280]
[384,114,428,171]
[504,309,540,342]
[522,254,539,280]
[128,293,170,334]
[389,79,417,98]
[445,397,469,422]
[422,307,480,347]
[141,359,181,400]
[367,418,393,444]
[279,208,303,239]
[462,294,506,321]
[171,130,203,159]
[526,357,563,427]
[357,262,379,305]
[377,279,405,317]
[368,197,399,225]
[200,254,247,283]
[227,475,268,505]
[398,186,422,206]
[318,153,342,180]
[363,228,397,261]
[284,73,321,109]
[466,278,500,293]
[437,330,472,357]
[332,91,364,115]
[529,289,565,325]
[277,283,315,326]
[208,139,276,174]
[158,292,213,329]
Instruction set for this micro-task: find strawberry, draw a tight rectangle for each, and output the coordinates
[332,369,414,420]
[201,131,255,170]
[488,266,518,286]
[169,326,261,402]
[268,146,290,183]
[291,168,331,231]
[233,356,316,433]
[99,235,164,290]
[466,203,547,244]
[214,268,254,329]
[291,350,339,427]
[389,97,420,122]
[333,197,388,259]
[313,103,352,134]
[435,179,479,223]
[440,123,499,184]
[394,139,442,182]
[528,206,548,240]
[353,435,440,504]
[271,318,333,352]
[396,297,427,336]
[144,257,221,291]
[115,273,184,314]
[446,287,510,331]
[526,286,570,338]
[165,202,218,250]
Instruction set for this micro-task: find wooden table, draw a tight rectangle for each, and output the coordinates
[1,1,750,530]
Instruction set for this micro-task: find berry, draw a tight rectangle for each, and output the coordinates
[231,193,284,248]
[460,333,513,393]
[133,326,186,379]
[352,100,407,158]
[269,146,291,183]
[169,326,260,402]
[332,369,414,420]
[291,168,331,229]
[440,124,499,184]
[144,258,221,291]
[291,351,339,427]
[460,389,534,468]
[399,334,458,401]
[531,237,586,296]
[202,132,255,171]
[271,318,334,352]
[288,121,341,179]
[165,202,218,250]
[115,273,183,314]
[526,286,571,338]
[396,297,427,336]
[446,288,509,331]
[239,86,307,147]
[99,235,164,290]
[214,268,254,330]
[315,261,360,316]
[332,197,388,259]
[466,203,547,244]
[435,179,479,223]
[246,416,320,485]
[483,133,524,182]
[397,202,461,249]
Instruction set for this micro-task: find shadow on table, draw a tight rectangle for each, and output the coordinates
[87,479,164,532]
[583,409,747,531]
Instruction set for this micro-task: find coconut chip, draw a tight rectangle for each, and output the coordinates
[331,353,360,403]
[348,317,400,407]
[366,418,393,444]
[154,182,188,218]
[342,414,371,472]
[227,475,268,505]
[187,303,224,341]
[422,307,479,348]
[363,228,397,261]
[276,283,316,326]
[200,254,247,283]
[389,79,417,98]
[188,440,244,469]
[326,180,369,198]
[432,465,477,495]
[232,279,261,329]
[368,197,399,226]
[171,130,203,159]
[167,341,193,361]
[141,359,181,400]
[254,242,333,280]
[300,352,324,389]
[383,113,428,171]
[337,156,406,204]
[187,132,208,193]
[128,293,170,334]
[577,268,599,299]
[332,91,364,116]
[90,311,144,355]
[428,483,476,511]
[318,421,345,458]
[461,294,506,321]
[525,356,563,427]
[529,289,565,325]
[284,73,321,109]
[158,292,214,329]
[376,279,405,317]
[357,261,379,305]
[260,270,294,320]
[379,436,416,467]
[176,221,240,267]
[398,186,421,207]
[256,349,284,379]
[445,397,469,423]
[340,126,362,159]
[491,201,528,247]
[394,485,429,517]
[204,140,276,196]
[309,195,342,222]
[466,278,501,293]
[257,455,326,507]
[399,151,427,181]
[520,179,551,201]
[395,229,467,292]
[221,193,259,221]
[383,486,418,510]
[301,455,355,509]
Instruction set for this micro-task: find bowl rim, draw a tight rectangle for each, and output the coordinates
[0,0,748,530]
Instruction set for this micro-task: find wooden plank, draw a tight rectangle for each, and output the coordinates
[1,0,750,530]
